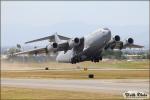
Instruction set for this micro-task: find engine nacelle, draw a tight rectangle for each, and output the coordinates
[69,37,80,48]
[113,35,120,41]
[127,38,134,44]
[47,42,58,52]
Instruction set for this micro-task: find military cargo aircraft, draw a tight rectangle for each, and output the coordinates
[14,28,143,64]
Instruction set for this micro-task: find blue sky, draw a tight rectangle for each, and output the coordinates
[1,1,149,49]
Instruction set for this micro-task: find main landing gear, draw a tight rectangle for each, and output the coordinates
[91,56,102,63]
[71,56,81,64]
[71,56,103,64]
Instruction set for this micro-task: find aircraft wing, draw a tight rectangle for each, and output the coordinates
[13,47,47,55]
[111,41,123,49]
[105,41,143,50]
[25,34,70,44]
[123,44,144,49]
[105,35,144,50]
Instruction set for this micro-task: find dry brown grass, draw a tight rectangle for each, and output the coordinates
[1,59,149,70]
[1,60,149,79]
[1,86,122,99]
[1,70,149,79]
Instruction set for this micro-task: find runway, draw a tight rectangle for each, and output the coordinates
[2,78,149,94]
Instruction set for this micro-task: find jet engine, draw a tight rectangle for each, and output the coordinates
[105,35,121,50]
[113,35,120,41]
[127,38,134,44]
[46,42,58,52]
[69,37,80,48]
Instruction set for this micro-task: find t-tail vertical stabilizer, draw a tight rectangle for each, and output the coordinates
[54,33,61,43]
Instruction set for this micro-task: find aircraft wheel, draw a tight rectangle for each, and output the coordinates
[93,58,99,62]
[99,56,102,60]
[71,58,76,64]
[111,47,114,50]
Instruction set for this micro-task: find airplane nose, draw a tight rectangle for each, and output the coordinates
[103,29,111,40]
[103,28,111,35]
[104,30,111,36]
[106,30,111,38]
[107,30,111,35]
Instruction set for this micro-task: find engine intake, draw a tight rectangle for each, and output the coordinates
[74,38,80,44]
[52,42,58,48]
[113,35,120,41]
[47,42,58,52]
[128,38,134,44]
[69,37,80,48]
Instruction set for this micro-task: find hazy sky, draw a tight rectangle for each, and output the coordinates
[1,1,149,49]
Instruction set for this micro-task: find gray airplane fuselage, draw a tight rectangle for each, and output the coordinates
[56,28,111,63]
[14,27,143,63]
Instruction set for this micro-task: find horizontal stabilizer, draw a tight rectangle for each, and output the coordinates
[25,34,70,44]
